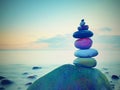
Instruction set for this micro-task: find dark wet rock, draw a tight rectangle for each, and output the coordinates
[25,82,32,86]
[27,75,37,79]
[27,64,111,90]
[22,72,29,75]
[0,76,5,80]
[111,75,119,80]
[0,87,5,90]
[1,79,13,85]
[32,66,42,70]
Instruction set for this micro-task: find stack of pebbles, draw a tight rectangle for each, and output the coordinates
[73,19,98,68]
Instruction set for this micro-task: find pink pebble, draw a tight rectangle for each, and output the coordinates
[74,38,93,49]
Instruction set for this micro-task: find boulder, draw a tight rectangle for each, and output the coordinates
[27,64,111,90]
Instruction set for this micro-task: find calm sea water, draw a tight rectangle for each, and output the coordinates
[0,50,120,90]
[0,50,120,65]
[0,50,75,65]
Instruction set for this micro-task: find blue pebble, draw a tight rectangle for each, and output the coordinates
[74,49,98,58]
[73,30,93,38]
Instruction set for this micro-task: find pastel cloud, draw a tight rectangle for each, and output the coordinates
[99,27,112,32]
[92,35,120,51]
[35,34,74,50]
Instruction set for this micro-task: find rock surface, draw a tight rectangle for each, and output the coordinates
[27,64,111,90]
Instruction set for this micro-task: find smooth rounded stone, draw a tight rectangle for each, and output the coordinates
[74,38,92,49]
[73,58,97,68]
[73,30,93,38]
[74,49,98,58]
[78,25,89,30]
[27,64,111,90]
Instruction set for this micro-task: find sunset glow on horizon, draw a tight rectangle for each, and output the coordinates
[0,0,120,50]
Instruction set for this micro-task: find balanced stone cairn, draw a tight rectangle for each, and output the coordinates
[27,19,112,90]
[73,19,98,68]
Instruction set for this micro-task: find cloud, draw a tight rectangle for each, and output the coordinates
[93,35,120,44]
[35,34,74,49]
[99,27,112,32]
[93,35,120,50]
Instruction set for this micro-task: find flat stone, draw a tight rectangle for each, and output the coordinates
[74,38,92,49]
[73,30,93,38]
[73,58,97,68]
[74,49,98,58]
[27,64,111,90]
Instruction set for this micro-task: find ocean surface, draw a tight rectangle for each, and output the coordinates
[0,50,120,90]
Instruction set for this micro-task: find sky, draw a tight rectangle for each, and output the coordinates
[0,0,120,51]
